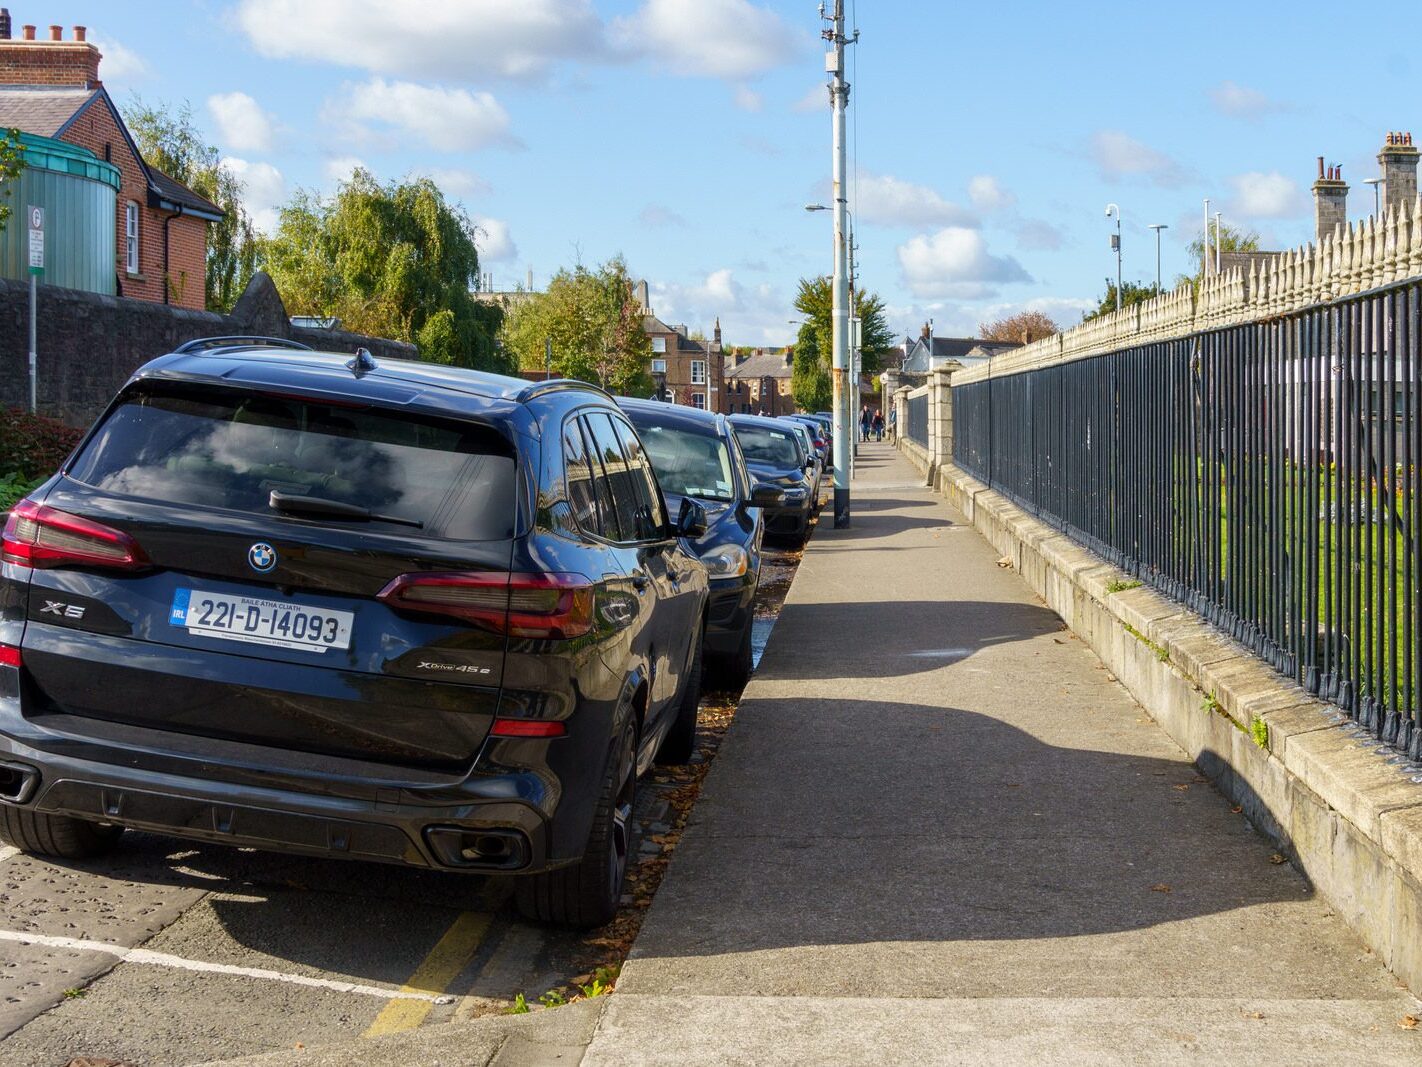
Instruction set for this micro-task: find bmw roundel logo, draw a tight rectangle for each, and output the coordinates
[247,542,278,573]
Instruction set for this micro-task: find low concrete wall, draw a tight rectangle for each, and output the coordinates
[900,442,1422,995]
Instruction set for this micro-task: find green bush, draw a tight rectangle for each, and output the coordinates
[0,408,84,495]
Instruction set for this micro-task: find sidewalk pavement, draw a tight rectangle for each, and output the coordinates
[579,442,1422,1065]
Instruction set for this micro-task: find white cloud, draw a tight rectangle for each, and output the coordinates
[651,268,789,345]
[968,175,1014,212]
[1016,219,1064,252]
[90,35,149,82]
[1209,81,1284,120]
[418,168,492,201]
[207,92,276,154]
[332,79,514,153]
[219,157,286,234]
[792,84,825,113]
[324,156,365,183]
[613,0,804,80]
[639,204,687,228]
[474,218,517,262]
[897,227,1031,299]
[233,0,605,82]
[733,84,763,112]
[1091,130,1191,187]
[856,173,978,229]
[1228,171,1306,218]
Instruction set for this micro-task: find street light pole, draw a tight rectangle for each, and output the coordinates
[825,0,852,528]
[1105,204,1122,311]
[1148,223,1168,292]
[1364,177,1383,216]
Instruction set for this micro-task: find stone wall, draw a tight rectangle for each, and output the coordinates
[0,272,416,427]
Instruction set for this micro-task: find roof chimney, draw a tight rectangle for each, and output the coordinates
[1312,153,1348,243]
[1379,130,1420,218]
[0,19,102,87]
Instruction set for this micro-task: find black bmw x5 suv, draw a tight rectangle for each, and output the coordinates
[0,340,709,928]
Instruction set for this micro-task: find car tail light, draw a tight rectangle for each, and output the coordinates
[2,499,149,570]
[0,644,19,668]
[490,718,567,738]
[377,572,594,639]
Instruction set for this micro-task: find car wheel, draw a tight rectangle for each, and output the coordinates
[656,622,704,764]
[515,723,636,929]
[0,807,124,860]
[707,616,753,692]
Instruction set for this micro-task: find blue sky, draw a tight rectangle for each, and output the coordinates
[46,0,1422,345]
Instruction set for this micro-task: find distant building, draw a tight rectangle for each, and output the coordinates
[0,16,222,307]
[900,327,1023,374]
[635,280,724,411]
[725,348,796,415]
[470,268,540,313]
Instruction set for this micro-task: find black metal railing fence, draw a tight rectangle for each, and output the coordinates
[953,277,1422,757]
[906,391,929,447]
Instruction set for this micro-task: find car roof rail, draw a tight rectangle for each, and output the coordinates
[515,378,614,404]
[173,335,314,354]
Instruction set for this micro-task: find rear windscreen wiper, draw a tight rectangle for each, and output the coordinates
[268,490,424,529]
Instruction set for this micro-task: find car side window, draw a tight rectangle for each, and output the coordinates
[584,412,637,543]
[611,415,667,539]
[728,431,753,499]
[563,420,601,536]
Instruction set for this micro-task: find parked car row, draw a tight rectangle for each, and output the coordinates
[0,340,830,930]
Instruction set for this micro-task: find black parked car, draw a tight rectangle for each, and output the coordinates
[779,419,824,506]
[0,339,709,928]
[618,399,782,689]
[728,414,816,546]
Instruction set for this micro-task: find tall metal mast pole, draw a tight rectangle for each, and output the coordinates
[826,0,852,527]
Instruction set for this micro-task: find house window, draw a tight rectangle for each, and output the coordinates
[124,202,139,273]
[651,337,666,354]
[651,358,666,374]
[692,392,705,409]
[691,360,706,385]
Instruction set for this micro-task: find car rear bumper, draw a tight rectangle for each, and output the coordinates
[0,707,583,875]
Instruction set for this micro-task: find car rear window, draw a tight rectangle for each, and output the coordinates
[66,387,517,541]
[631,419,736,502]
[732,424,802,468]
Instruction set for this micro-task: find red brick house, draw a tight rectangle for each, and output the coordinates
[0,16,221,309]
[633,281,726,412]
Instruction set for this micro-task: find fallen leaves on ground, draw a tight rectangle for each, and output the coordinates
[1269,853,1287,865]
[996,556,1012,568]
[1149,883,1172,893]
[1400,1014,1419,1030]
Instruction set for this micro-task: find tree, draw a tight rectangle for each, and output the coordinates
[978,310,1059,343]
[124,98,258,313]
[792,275,896,375]
[791,326,830,412]
[500,257,651,395]
[1188,223,1260,277]
[262,169,507,371]
[0,128,25,233]
[1081,278,1162,322]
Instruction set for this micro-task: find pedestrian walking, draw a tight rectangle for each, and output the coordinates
[872,409,884,441]
[887,406,897,442]
[860,405,871,442]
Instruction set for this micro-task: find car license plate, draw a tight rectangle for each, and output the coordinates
[170,589,353,653]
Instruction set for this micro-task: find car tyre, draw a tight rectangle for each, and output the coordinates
[0,807,123,860]
[515,723,636,929]
[656,623,704,764]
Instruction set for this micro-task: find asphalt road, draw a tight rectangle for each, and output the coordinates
[0,540,806,1067]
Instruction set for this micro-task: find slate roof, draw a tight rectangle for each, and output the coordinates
[644,314,713,355]
[0,86,97,136]
[148,166,223,218]
[727,351,793,380]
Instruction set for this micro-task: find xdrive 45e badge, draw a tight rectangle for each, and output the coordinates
[247,542,277,573]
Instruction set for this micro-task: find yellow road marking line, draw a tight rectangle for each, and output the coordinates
[362,911,491,1038]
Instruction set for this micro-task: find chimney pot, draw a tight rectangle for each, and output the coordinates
[73,25,85,42]
[21,24,34,40]
[0,10,10,40]
[1317,155,1325,179]
[48,24,61,41]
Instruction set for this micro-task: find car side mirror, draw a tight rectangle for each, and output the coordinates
[675,497,708,538]
[749,482,785,508]
[804,458,816,472]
